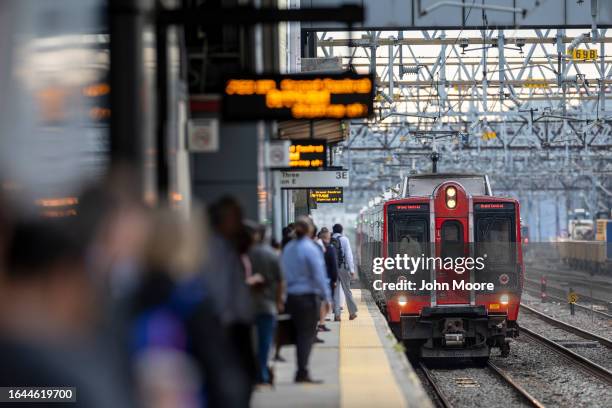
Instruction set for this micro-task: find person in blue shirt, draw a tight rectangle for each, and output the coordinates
[281,217,331,383]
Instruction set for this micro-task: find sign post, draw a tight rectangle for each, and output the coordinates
[568,288,578,316]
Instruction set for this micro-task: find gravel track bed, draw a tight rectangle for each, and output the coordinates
[491,337,612,407]
[519,305,612,370]
[425,366,530,408]
[521,292,612,340]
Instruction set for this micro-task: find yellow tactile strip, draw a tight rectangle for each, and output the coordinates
[339,289,407,408]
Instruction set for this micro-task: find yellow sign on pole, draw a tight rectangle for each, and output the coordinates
[482,131,497,140]
[571,49,598,61]
[568,292,579,304]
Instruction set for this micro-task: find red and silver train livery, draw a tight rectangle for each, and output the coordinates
[356,173,523,362]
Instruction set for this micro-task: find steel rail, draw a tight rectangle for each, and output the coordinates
[487,362,546,408]
[521,326,612,386]
[520,303,612,348]
[418,362,453,408]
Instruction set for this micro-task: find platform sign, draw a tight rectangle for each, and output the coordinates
[290,141,327,169]
[222,72,374,121]
[275,170,349,189]
[188,119,219,152]
[265,140,291,168]
[571,49,598,61]
[310,188,343,203]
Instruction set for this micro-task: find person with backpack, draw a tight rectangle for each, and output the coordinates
[331,224,358,321]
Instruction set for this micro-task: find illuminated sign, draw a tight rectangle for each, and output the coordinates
[310,188,343,203]
[222,72,374,120]
[571,49,598,61]
[475,203,515,210]
[388,203,429,212]
[83,82,110,123]
[290,141,326,168]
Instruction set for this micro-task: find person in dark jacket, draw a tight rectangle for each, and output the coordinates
[318,229,338,332]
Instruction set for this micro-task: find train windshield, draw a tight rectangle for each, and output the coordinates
[476,217,514,264]
[388,217,428,257]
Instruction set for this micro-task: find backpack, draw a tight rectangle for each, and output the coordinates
[330,235,345,268]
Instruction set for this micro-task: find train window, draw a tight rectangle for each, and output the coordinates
[476,217,514,264]
[441,221,464,259]
[389,217,428,257]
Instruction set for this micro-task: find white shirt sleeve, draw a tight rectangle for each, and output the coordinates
[340,236,355,273]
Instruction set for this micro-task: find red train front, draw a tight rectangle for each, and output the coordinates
[357,174,523,362]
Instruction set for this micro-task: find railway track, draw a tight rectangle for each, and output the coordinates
[524,278,612,319]
[520,326,612,386]
[418,361,545,408]
[520,303,612,348]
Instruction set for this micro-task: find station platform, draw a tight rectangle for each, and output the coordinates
[252,289,432,408]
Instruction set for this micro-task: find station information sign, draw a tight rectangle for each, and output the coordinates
[222,72,374,121]
[290,141,327,168]
[571,48,598,61]
[310,188,343,203]
[275,170,349,189]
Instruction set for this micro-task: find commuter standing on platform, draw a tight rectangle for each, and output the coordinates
[246,222,285,386]
[281,217,331,383]
[202,197,256,393]
[318,229,337,332]
[331,224,358,321]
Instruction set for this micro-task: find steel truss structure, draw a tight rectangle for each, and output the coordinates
[305,27,612,219]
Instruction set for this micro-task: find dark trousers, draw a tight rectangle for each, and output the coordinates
[286,294,320,379]
[255,313,276,383]
[227,323,257,390]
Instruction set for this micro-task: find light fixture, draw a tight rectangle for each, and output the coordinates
[398,296,408,307]
[500,294,509,305]
[446,186,457,209]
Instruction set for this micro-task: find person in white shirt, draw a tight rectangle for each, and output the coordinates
[331,224,358,321]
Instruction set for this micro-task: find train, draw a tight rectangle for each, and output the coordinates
[556,216,612,275]
[356,173,523,363]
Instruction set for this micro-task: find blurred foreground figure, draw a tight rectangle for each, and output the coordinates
[0,218,133,407]
[246,222,285,385]
[129,209,250,408]
[201,196,256,398]
[281,217,331,383]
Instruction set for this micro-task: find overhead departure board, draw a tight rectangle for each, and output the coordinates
[222,72,374,121]
[289,141,326,168]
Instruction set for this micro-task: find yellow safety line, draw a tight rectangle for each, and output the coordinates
[339,289,407,408]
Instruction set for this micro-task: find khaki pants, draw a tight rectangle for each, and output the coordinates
[333,268,358,317]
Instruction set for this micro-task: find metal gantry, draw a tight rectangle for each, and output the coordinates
[309,28,612,218]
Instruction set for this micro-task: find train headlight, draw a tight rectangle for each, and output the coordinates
[445,187,457,208]
[398,296,408,307]
[500,294,509,305]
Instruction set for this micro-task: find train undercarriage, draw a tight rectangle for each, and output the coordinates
[390,305,518,363]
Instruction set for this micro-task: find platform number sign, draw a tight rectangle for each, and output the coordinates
[567,292,578,304]
[571,49,598,61]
